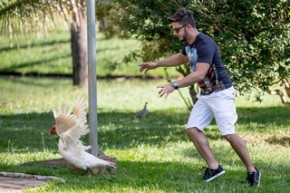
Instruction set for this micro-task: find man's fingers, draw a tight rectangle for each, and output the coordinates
[158,88,169,98]
[139,66,145,72]
[157,84,171,98]
[138,64,146,72]
[165,93,169,99]
[138,65,150,74]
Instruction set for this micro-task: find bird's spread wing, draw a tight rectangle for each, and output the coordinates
[53,99,117,171]
[53,99,88,135]
[71,99,87,126]
[53,110,78,134]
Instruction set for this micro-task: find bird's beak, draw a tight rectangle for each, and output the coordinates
[49,125,57,135]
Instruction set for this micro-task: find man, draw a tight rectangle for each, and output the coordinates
[139,8,261,186]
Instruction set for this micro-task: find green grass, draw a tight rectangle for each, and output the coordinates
[0,77,289,193]
[0,26,289,192]
[0,29,177,78]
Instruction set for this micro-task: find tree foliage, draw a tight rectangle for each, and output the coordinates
[0,0,54,35]
[0,0,86,33]
[97,0,290,104]
[0,0,89,87]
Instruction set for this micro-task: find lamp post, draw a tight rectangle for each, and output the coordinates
[86,0,98,157]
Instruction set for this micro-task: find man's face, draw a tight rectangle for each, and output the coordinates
[171,22,187,41]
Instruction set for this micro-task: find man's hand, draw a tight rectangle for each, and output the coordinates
[139,61,158,73]
[157,83,174,98]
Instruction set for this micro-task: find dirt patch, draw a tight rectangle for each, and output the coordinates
[0,159,67,193]
[40,158,67,167]
[265,135,290,146]
[243,134,290,147]
[0,176,47,193]
[0,171,65,193]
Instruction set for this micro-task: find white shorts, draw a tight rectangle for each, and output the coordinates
[186,86,238,136]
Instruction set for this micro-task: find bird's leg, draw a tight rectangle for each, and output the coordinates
[86,168,92,175]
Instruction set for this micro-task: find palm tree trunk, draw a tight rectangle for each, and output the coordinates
[70,8,88,87]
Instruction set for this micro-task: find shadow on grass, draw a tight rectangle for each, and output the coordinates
[0,39,70,52]
[0,34,120,53]
[1,106,289,153]
[237,106,290,127]
[1,105,289,192]
[1,158,289,192]
[0,160,208,192]
[0,54,71,72]
[0,112,58,152]
[0,76,71,88]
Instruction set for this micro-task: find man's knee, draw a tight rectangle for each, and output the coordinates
[223,133,237,143]
[185,127,200,138]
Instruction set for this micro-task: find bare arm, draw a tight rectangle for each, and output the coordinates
[156,53,188,67]
[139,53,187,73]
[177,62,210,88]
[157,62,210,98]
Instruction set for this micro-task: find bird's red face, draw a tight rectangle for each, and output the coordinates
[50,125,57,135]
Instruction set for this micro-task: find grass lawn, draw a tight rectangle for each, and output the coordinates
[0,77,289,193]
[0,26,289,192]
[0,29,177,78]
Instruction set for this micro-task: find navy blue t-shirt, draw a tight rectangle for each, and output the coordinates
[182,32,232,90]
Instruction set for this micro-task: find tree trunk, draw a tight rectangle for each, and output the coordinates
[70,8,88,87]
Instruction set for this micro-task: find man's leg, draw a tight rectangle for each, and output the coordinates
[186,96,225,181]
[223,134,255,172]
[186,127,225,182]
[223,134,261,186]
[186,127,219,169]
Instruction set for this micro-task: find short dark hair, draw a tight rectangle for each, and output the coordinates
[168,8,196,27]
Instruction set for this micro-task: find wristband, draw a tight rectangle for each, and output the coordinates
[171,81,179,90]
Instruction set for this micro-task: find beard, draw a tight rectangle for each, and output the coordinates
[183,29,189,42]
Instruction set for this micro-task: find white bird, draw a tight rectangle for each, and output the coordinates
[50,100,116,171]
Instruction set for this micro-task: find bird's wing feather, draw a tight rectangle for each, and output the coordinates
[64,124,89,141]
[83,152,116,168]
[53,100,116,170]
[54,112,78,134]
[53,99,87,135]
[60,134,89,151]
[71,99,87,125]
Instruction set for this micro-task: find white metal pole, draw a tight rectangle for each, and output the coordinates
[87,0,98,156]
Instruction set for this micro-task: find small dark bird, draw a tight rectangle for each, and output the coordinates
[134,102,148,119]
